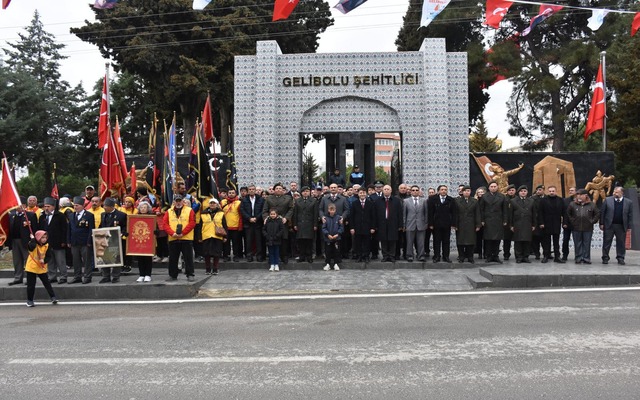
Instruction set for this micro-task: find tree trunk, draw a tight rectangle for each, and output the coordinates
[219,106,231,154]
[180,95,200,154]
[550,91,565,152]
[42,156,52,197]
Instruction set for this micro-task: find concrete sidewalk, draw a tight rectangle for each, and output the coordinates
[1,250,639,301]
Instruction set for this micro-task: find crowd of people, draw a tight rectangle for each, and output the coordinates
[5,173,634,305]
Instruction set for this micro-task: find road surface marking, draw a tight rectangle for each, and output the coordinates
[1,285,640,306]
[9,356,327,365]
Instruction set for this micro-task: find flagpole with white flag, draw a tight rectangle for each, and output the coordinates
[601,51,607,151]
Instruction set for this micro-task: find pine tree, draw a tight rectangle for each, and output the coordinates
[72,0,333,153]
[470,116,501,152]
[2,11,84,193]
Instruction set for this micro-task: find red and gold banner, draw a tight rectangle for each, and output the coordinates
[126,214,156,256]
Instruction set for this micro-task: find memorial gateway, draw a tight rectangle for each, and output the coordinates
[234,38,469,189]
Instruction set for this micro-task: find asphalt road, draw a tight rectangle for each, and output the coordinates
[2,289,640,399]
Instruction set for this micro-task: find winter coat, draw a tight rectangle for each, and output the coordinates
[479,192,507,241]
[455,197,481,245]
[263,216,285,246]
[262,195,294,240]
[373,196,403,241]
[293,196,318,240]
[510,197,537,242]
[567,200,599,232]
[322,214,344,243]
[538,195,565,235]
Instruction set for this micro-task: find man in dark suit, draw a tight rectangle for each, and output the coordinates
[241,184,265,262]
[349,187,376,262]
[600,186,633,265]
[99,198,128,283]
[68,196,95,284]
[538,186,566,263]
[428,185,457,263]
[374,185,403,262]
[7,199,38,285]
[39,197,68,284]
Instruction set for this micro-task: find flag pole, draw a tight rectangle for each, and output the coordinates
[105,63,110,126]
[601,51,607,152]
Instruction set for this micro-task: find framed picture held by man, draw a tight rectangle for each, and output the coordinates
[126,214,157,256]
[92,227,123,268]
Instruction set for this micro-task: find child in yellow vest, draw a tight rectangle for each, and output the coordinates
[26,230,58,307]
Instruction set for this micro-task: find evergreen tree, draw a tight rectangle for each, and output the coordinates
[470,116,501,152]
[600,18,640,186]
[302,152,319,188]
[71,0,333,153]
[504,0,627,151]
[2,11,84,193]
[395,0,492,124]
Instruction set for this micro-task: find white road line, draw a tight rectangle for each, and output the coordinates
[1,285,640,306]
[9,356,327,365]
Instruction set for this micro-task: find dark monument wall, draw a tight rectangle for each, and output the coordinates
[470,152,616,192]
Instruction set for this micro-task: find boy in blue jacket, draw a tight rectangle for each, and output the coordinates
[322,204,344,271]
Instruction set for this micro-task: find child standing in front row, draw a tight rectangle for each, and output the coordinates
[322,204,344,271]
[263,208,284,272]
[25,230,58,307]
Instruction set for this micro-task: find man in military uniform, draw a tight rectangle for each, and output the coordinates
[503,184,516,260]
[455,186,481,263]
[479,181,507,263]
[510,186,537,264]
[293,186,318,263]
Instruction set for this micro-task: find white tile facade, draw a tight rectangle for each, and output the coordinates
[234,39,469,189]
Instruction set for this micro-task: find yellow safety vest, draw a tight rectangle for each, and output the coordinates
[25,243,48,274]
[167,207,194,241]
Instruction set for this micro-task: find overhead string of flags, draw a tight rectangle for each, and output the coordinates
[485,0,640,36]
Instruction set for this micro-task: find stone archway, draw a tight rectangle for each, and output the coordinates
[234,39,469,189]
[300,96,402,187]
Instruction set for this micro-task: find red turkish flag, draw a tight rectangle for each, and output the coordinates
[584,64,605,140]
[632,13,640,36]
[273,0,300,21]
[100,134,126,200]
[98,75,110,150]
[202,94,214,143]
[0,157,21,246]
[485,0,513,29]
[112,118,129,181]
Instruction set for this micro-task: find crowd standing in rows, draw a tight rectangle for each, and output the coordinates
[5,172,633,305]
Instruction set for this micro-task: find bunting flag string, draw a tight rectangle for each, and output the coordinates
[484,0,640,36]
[2,0,11,10]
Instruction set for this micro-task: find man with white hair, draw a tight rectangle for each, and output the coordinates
[26,195,42,219]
